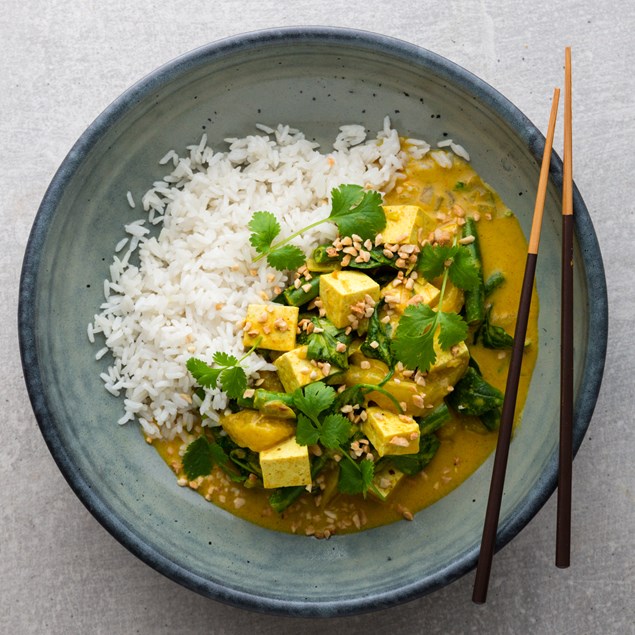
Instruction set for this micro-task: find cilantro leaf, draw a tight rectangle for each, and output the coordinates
[320,414,352,449]
[210,442,232,469]
[418,244,456,281]
[296,414,320,446]
[219,365,247,399]
[186,358,221,389]
[292,382,336,421]
[266,244,306,271]
[437,311,469,349]
[447,247,480,290]
[182,437,214,480]
[188,344,255,400]
[360,459,375,491]
[248,211,280,254]
[328,184,385,240]
[337,459,364,495]
[213,351,238,367]
[338,458,375,495]
[392,304,438,371]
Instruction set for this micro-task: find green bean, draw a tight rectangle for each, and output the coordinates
[311,244,338,265]
[484,270,506,297]
[418,402,451,436]
[282,275,320,307]
[462,217,485,325]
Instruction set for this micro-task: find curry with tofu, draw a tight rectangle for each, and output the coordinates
[151,149,538,537]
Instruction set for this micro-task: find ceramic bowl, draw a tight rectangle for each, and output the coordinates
[19,27,607,616]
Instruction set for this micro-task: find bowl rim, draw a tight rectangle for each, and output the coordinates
[19,25,608,617]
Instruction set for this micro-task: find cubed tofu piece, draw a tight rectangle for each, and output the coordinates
[381,277,440,319]
[362,407,420,457]
[273,345,340,393]
[427,339,469,386]
[371,464,406,500]
[319,271,380,328]
[382,204,436,244]
[220,410,295,452]
[243,304,299,351]
[260,436,312,488]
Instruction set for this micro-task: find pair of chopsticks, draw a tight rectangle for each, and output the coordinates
[472,47,574,604]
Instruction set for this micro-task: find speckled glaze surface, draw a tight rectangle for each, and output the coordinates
[18,27,607,617]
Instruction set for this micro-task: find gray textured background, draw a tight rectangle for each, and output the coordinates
[3,1,633,633]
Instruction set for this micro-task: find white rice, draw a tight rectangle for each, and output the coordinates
[437,138,470,162]
[91,118,436,440]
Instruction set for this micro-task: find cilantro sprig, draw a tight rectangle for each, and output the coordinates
[182,436,233,481]
[249,184,386,271]
[186,340,261,400]
[392,241,478,372]
[293,383,351,449]
[291,382,375,496]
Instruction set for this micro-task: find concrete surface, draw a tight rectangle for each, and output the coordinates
[2,1,633,633]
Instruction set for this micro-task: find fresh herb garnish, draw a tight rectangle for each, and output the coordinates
[337,457,375,496]
[417,243,480,290]
[292,383,351,449]
[291,382,376,496]
[392,241,478,372]
[249,184,386,271]
[182,436,234,481]
[187,340,260,399]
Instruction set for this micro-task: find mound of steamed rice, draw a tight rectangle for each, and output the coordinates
[90,118,465,440]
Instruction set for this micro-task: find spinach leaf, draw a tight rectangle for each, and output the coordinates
[388,434,440,476]
[447,366,503,416]
[300,315,352,369]
[474,307,514,349]
[360,299,394,367]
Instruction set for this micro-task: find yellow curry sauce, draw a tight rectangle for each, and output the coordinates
[150,152,538,537]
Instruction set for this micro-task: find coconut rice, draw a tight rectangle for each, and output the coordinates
[90,118,451,440]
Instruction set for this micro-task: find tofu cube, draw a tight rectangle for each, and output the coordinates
[273,345,339,393]
[259,436,312,489]
[371,464,406,500]
[319,271,380,328]
[381,277,440,316]
[362,407,420,457]
[243,304,299,351]
[382,205,436,245]
[220,410,295,452]
[427,339,469,386]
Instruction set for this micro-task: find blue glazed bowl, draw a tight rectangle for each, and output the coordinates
[19,27,607,616]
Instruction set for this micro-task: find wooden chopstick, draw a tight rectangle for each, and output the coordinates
[557,46,574,569]
[472,87,560,604]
